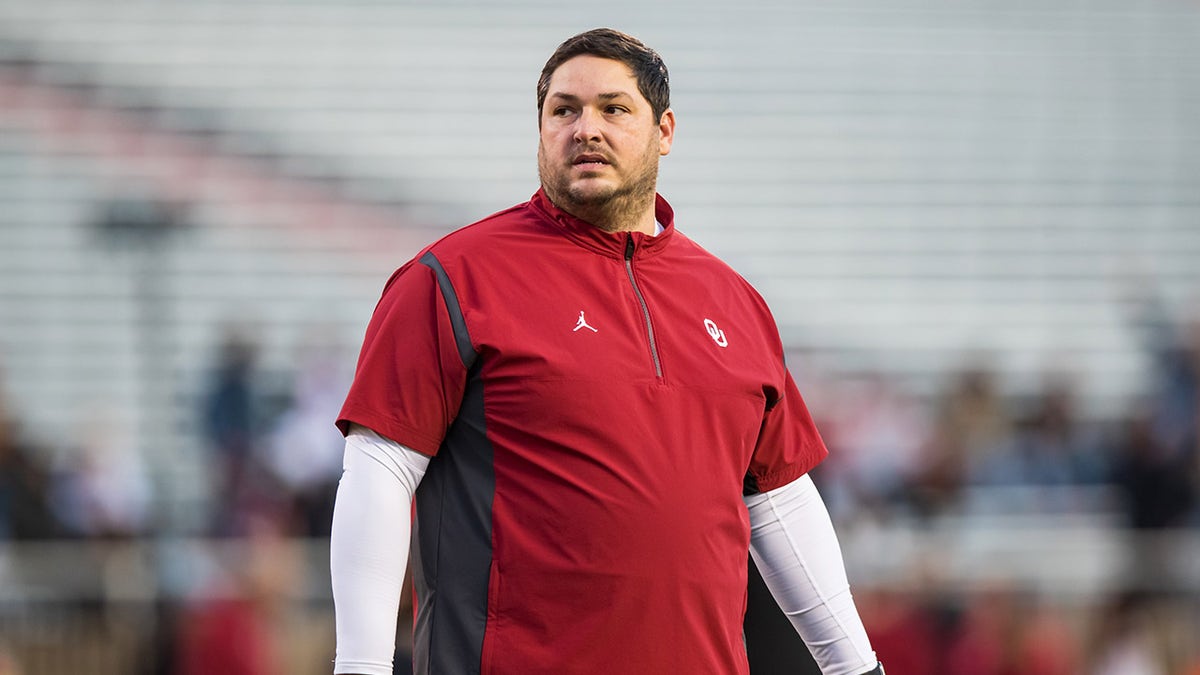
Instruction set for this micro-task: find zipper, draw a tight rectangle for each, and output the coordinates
[624,235,663,379]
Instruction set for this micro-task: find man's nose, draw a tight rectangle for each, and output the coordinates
[572,107,603,143]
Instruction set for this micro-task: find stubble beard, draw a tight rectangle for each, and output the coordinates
[538,141,660,233]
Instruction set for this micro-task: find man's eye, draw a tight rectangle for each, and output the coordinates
[606,106,627,115]
[553,107,574,117]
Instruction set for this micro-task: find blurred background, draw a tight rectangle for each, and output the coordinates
[0,0,1197,673]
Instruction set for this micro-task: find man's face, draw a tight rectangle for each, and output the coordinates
[537,55,674,222]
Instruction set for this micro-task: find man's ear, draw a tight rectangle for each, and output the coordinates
[658,108,676,156]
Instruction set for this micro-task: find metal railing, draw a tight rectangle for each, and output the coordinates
[0,520,1197,674]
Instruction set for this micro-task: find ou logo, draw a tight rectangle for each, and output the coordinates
[704,318,728,348]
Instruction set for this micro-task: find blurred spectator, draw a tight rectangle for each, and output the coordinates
[908,427,968,519]
[1012,600,1082,675]
[261,326,349,536]
[201,324,268,536]
[866,584,1083,675]
[198,319,351,539]
[937,361,1014,464]
[174,513,301,675]
[0,646,20,675]
[910,362,1013,517]
[967,372,1113,515]
[1186,653,1200,675]
[857,589,937,675]
[819,373,930,522]
[938,584,1082,675]
[1087,592,1167,675]
[1130,290,1199,455]
[1124,283,1200,524]
[1110,406,1195,529]
[939,589,1014,675]
[50,407,154,538]
[0,382,64,540]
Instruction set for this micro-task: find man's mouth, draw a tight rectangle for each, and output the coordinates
[572,154,610,169]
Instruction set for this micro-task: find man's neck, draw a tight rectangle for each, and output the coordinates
[546,189,657,235]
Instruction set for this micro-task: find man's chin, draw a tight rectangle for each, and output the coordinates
[565,180,618,206]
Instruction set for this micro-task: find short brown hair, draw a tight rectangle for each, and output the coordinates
[537,28,671,123]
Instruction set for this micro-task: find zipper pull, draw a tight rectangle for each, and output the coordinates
[624,234,635,261]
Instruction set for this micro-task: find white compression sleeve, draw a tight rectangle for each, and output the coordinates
[330,425,430,675]
[745,474,877,675]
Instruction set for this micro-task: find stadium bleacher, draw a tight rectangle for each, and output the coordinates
[3,0,1196,451]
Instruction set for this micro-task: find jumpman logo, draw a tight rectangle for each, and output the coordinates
[573,311,598,332]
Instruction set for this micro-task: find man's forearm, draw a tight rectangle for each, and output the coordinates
[330,427,429,675]
[745,474,879,675]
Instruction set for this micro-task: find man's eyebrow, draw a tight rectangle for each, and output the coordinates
[546,91,634,102]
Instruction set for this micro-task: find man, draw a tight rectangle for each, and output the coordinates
[330,28,883,675]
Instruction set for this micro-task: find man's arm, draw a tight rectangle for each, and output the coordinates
[745,474,883,675]
[330,425,430,675]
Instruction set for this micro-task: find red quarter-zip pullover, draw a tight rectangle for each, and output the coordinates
[338,189,828,674]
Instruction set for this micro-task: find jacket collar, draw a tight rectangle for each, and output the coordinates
[529,188,675,260]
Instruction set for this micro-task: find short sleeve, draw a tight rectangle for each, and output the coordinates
[744,369,829,494]
[336,256,472,457]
